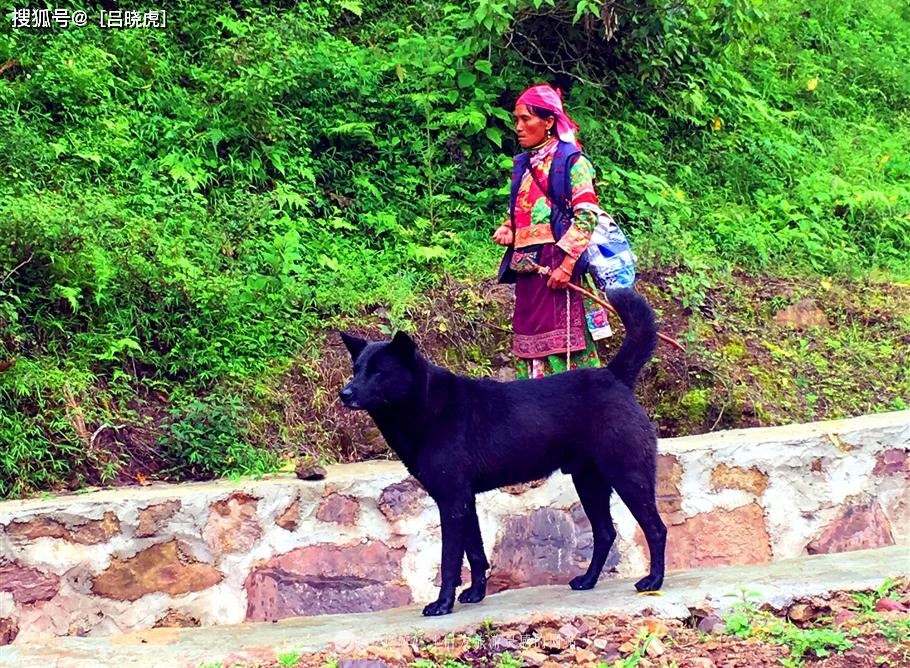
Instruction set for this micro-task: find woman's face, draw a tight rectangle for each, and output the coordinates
[513,104,554,149]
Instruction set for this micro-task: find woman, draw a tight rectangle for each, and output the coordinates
[494,84,622,379]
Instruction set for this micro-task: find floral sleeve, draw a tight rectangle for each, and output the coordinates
[556,155,600,260]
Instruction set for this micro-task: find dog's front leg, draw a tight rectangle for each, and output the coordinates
[423,497,468,616]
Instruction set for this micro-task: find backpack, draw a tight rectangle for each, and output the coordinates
[497,140,635,291]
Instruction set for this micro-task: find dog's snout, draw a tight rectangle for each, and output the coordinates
[339,385,359,408]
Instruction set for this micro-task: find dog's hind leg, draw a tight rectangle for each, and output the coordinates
[612,473,666,592]
[457,497,489,604]
[569,469,617,590]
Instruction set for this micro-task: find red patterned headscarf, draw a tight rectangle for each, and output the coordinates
[516,84,579,146]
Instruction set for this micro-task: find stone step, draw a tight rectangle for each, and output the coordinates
[4,544,907,668]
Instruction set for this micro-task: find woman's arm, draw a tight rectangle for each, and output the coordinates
[557,155,599,260]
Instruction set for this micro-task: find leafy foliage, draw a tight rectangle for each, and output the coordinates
[157,394,277,480]
[723,590,853,667]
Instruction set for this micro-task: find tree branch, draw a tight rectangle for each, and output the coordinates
[1,253,33,285]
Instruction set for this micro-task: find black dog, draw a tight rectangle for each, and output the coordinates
[339,288,666,616]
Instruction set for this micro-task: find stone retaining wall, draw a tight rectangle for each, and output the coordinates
[1,411,907,644]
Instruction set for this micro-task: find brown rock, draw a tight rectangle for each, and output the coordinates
[92,540,222,601]
[710,464,768,496]
[645,637,666,657]
[153,609,200,628]
[202,493,262,553]
[5,516,70,541]
[378,477,427,522]
[656,454,684,515]
[807,499,894,554]
[690,659,716,668]
[491,352,511,368]
[873,449,909,477]
[135,501,181,538]
[488,506,616,593]
[275,497,301,531]
[697,615,723,634]
[539,629,567,650]
[358,428,388,458]
[519,649,548,667]
[367,639,414,663]
[642,502,771,570]
[317,493,360,525]
[874,598,908,613]
[558,622,580,642]
[296,461,327,480]
[244,541,411,621]
[6,512,120,545]
[0,561,61,604]
[574,649,598,663]
[72,512,121,544]
[773,299,829,329]
[0,617,19,645]
[787,603,816,622]
[338,661,388,668]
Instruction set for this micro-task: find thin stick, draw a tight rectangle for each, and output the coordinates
[1,253,33,284]
[532,261,686,352]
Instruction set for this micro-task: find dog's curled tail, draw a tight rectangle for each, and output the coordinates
[604,288,658,389]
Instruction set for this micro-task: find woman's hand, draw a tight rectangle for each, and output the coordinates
[492,223,514,246]
[546,260,574,289]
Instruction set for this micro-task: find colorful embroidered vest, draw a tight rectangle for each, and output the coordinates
[497,140,589,284]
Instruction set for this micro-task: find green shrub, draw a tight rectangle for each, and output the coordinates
[157,394,277,480]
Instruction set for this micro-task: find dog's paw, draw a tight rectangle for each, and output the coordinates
[458,584,486,604]
[634,573,664,592]
[569,574,597,591]
[422,598,455,616]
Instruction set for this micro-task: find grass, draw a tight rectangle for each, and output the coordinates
[190,580,909,667]
[720,580,910,668]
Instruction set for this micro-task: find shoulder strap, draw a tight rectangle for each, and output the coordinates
[510,144,588,223]
[550,141,584,220]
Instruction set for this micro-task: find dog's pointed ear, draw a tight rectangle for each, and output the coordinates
[340,331,367,360]
[389,330,416,360]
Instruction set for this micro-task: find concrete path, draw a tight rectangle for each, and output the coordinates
[4,545,908,668]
